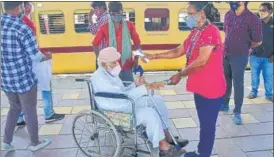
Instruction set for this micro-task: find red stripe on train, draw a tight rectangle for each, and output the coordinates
[40,44,180,53]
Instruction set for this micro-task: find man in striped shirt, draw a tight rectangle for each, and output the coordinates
[88,2,110,69]
[221,2,263,125]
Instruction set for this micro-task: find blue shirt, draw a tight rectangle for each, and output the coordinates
[1,13,39,93]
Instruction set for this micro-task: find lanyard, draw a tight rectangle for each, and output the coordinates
[186,30,201,67]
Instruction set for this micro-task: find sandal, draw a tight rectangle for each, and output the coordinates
[169,136,189,148]
[159,145,185,157]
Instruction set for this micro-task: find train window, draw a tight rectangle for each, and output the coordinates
[123,9,135,25]
[74,10,90,33]
[178,10,190,31]
[144,8,169,31]
[213,8,223,31]
[39,11,65,34]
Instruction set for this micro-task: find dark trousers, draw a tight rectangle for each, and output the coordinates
[223,55,248,113]
[119,70,134,86]
[194,94,223,157]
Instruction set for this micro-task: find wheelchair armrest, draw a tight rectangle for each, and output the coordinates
[94,92,129,99]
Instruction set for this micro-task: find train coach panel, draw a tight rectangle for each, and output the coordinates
[32,2,260,73]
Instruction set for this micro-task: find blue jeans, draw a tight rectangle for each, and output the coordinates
[250,55,273,98]
[194,94,223,157]
[17,91,54,123]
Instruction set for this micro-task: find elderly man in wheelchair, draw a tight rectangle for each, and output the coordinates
[91,47,189,156]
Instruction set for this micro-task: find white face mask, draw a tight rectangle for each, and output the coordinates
[108,65,121,76]
[30,3,34,14]
[259,12,269,19]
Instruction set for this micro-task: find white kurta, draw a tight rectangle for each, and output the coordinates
[91,67,170,148]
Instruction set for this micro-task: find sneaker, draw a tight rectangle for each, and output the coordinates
[233,113,242,125]
[169,136,189,148]
[1,143,15,152]
[184,151,199,157]
[159,145,185,157]
[220,104,229,112]
[247,93,257,99]
[45,113,65,123]
[17,121,26,127]
[28,139,51,152]
[266,97,273,102]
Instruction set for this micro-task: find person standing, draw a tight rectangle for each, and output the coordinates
[1,1,51,151]
[16,2,65,126]
[247,2,273,102]
[221,2,263,125]
[145,2,226,157]
[92,2,141,82]
[88,1,110,69]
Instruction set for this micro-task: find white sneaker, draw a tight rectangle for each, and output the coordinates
[1,143,15,152]
[28,139,51,152]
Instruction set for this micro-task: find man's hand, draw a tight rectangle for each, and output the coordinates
[169,72,182,85]
[135,76,145,86]
[42,52,52,61]
[270,55,274,62]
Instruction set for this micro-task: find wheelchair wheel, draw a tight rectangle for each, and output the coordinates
[72,110,121,157]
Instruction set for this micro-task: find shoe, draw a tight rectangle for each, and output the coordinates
[220,104,229,112]
[28,139,51,152]
[233,113,242,125]
[1,143,15,152]
[247,93,257,99]
[184,151,199,157]
[45,113,65,123]
[159,145,185,157]
[266,97,273,102]
[169,136,189,148]
[17,121,26,127]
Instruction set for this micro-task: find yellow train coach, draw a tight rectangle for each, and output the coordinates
[4,2,262,73]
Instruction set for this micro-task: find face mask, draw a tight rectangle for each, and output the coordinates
[108,65,121,76]
[186,14,199,29]
[230,2,240,12]
[111,15,123,22]
[259,12,269,19]
[30,3,34,14]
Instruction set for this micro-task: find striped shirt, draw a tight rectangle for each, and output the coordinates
[224,9,262,55]
[89,12,110,51]
[1,13,39,93]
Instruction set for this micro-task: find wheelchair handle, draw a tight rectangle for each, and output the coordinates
[75,78,90,82]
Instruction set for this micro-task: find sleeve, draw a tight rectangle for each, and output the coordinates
[223,12,228,33]
[249,14,263,42]
[92,25,105,46]
[128,22,141,45]
[20,28,43,62]
[199,26,221,48]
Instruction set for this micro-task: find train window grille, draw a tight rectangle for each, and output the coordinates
[74,12,89,33]
[144,8,170,31]
[39,13,65,34]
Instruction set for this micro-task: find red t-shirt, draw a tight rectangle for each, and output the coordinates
[184,24,226,99]
[22,16,36,36]
[92,21,141,70]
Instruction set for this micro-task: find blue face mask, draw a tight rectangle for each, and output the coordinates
[186,14,199,29]
[111,15,122,23]
[230,2,240,11]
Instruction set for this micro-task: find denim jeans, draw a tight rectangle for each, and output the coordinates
[250,55,273,98]
[17,91,54,123]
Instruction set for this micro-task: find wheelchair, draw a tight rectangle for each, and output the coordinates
[72,78,156,157]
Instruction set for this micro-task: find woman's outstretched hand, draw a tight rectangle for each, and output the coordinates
[144,53,156,60]
[169,72,182,85]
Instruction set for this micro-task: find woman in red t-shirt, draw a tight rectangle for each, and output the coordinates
[146,2,226,157]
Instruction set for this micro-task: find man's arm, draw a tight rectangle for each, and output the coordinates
[92,26,105,56]
[250,14,263,48]
[128,22,141,68]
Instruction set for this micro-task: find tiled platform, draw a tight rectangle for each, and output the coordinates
[0,71,273,157]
